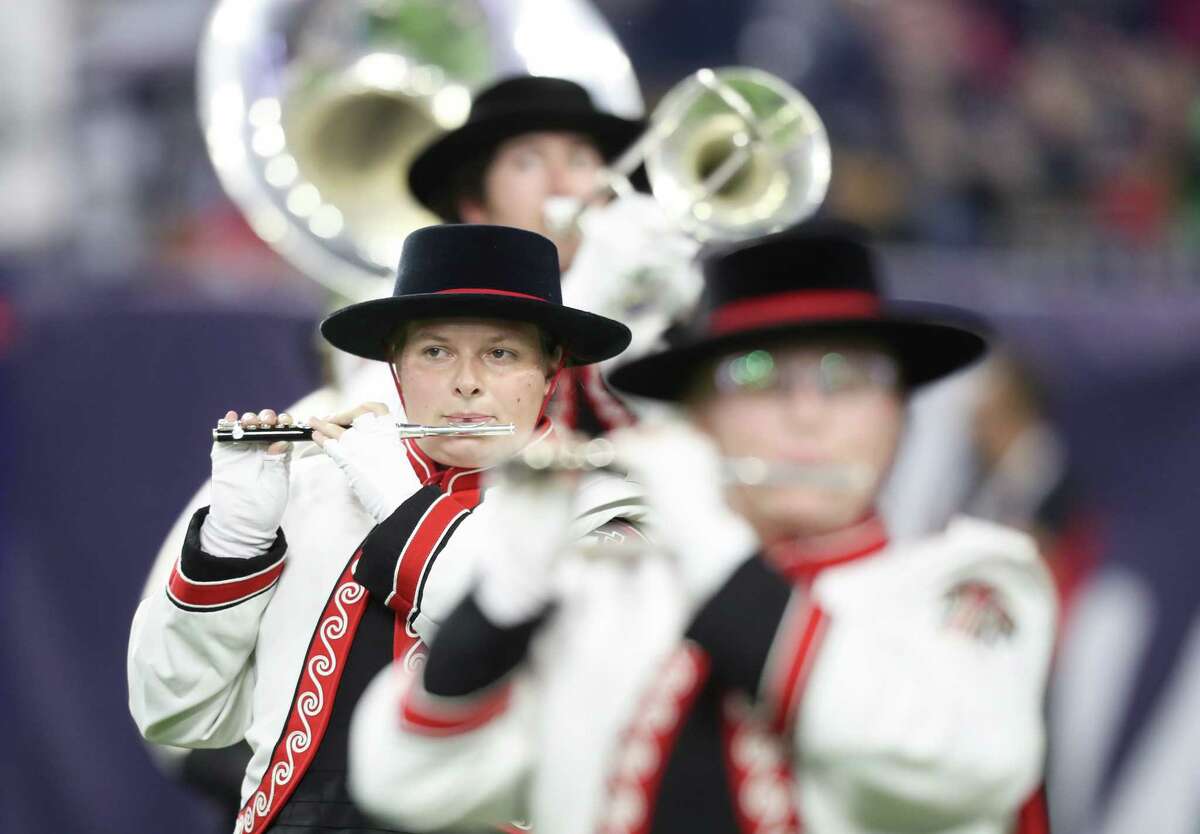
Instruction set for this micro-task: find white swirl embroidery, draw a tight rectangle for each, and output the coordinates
[236,567,367,833]
[402,638,427,672]
[598,646,705,834]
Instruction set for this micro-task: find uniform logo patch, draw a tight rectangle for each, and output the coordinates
[942,581,1015,644]
[589,526,629,546]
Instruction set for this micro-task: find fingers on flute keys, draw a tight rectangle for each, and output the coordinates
[306,415,340,448]
[322,401,389,429]
[221,408,292,454]
[223,408,295,428]
[307,401,387,448]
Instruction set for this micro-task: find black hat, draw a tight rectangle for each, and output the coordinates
[408,75,645,220]
[607,220,987,401]
[321,225,631,365]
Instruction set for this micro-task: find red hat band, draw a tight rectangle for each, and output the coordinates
[707,289,882,337]
[435,288,547,302]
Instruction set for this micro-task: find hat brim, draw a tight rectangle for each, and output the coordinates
[409,109,646,219]
[608,302,988,401]
[320,293,632,366]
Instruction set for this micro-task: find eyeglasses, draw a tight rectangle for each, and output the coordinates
[713,348,899,397]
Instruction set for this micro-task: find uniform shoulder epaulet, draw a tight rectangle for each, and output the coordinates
[943,515,1040,564]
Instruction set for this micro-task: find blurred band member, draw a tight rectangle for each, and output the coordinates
[348,221,1057,834]
[128,226,640,833]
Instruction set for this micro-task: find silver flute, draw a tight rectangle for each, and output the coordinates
[212,419,516,443]
[511,438,874,491]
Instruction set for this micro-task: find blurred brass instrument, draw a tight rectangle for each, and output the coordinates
[547,67,831,242]
[198,0,644,302]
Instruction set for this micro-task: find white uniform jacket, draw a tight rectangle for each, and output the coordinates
[128,430,643,834]
[349,516,1057,834]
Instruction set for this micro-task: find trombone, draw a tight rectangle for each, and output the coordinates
[548,67,832,243]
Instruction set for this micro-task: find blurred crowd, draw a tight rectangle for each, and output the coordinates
[746,0,1200,248]
[5,0,1200,292]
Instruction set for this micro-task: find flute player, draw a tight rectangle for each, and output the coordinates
[127,224,640,834]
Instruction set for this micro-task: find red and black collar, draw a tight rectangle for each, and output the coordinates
[402,420,556,498]
[766,512,889,584]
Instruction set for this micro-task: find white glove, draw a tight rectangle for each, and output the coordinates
[200,441,292,559]
[473,466,580,627]
[319,410,412,524]
[611,419,760,606]
[565,193,702,358]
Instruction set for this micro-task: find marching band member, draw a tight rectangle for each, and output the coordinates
[142,72,693,601]
[134,73,696,809]
[127,225,639,833]
[347,220,1057,834]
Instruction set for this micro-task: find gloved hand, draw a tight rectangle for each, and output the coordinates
[201,409,293,559]
[565,193,702,359]
[310,404,412,524]
[472,457,580,627]
[610,418,761,607]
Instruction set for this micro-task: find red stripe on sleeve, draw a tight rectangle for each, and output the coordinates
[764,597,829,735]
[399,682,513,737]
[167,557,286,609]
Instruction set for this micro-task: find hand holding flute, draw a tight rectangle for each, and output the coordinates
[212,411,516,445]
[210,405,516,528]
[201,409,294,559]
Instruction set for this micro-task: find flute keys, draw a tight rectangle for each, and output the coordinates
[581,437,616,469]
[516,437,619,473]
[522,443,558,471]
[727,456,769,486]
